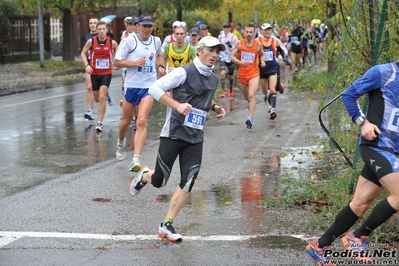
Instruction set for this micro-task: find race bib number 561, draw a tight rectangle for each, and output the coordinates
[184,108,207,130]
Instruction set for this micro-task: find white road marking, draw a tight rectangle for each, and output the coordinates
[0,235,22,247]
[0,231,308,248]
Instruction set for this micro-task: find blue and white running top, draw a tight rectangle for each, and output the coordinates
[342,61,399,153]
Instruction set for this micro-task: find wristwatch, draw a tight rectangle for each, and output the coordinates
[355,115,366,126]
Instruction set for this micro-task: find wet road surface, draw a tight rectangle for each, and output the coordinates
[0,65,325,265]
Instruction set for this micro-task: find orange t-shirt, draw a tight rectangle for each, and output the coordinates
[237,39,260,84]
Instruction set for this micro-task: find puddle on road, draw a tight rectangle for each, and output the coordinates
[247,235,306,249]
[156,146,323,245]
[156,145,327,206]
[279,145,327,180]
[157,146,327,198]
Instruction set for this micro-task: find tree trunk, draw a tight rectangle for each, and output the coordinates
[62,9,74,61]
[326,2,336,72]
[176,0,183,22]
[176,10,183,22]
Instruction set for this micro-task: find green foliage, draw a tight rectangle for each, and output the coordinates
[16,0,113,15]
[0,0,20,15]
[291,70,334,95]
[0,0,15,48]
[137,0,221,12]
[263,174,323,208]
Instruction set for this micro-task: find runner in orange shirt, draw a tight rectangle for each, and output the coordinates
[230,23,266,129]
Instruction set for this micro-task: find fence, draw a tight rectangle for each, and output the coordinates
[50,18,62,42]
[2,11,135,57]
[6,15,51,54]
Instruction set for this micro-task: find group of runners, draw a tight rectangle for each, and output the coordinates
[76,17,399,266]
[78,15,315,243]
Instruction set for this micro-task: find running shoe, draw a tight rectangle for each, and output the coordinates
[245,117,253,129]
[278,85,285,94]
[84,110,94,120]
[116,138,126,160]
[95,122,103,132]
[228,88,235,97]
[220,90,227,98]
[107,94,114,106]
[341,230,371,262]
[270,111,277,120]
[306,239,336,266]
[130,156,141,172]
[128,166,150,196]
[158,222,182,242]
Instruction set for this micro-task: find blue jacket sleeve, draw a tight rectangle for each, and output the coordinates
[341,66,381,122]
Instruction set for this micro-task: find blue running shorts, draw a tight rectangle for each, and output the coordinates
[124,87,150,106]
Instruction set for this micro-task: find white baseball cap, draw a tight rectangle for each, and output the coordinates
[197,36,226,51]
[261,23,272,30]
[172,21,181,27]
[124,16,133,23]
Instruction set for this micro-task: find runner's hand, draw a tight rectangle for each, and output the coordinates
[135,56,146,67]
[176,103,192,116]
[214,105,225,119]
[360,120,381,141]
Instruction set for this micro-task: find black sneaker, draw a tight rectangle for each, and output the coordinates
[158,222,182,242]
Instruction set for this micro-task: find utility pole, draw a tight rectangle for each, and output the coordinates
[38,1,45,68]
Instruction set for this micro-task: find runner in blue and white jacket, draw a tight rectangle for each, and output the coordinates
[306,60,399,265]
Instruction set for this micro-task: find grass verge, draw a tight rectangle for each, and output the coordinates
[24,60,82,72]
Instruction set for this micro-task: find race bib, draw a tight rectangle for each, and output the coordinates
[95,59,110,69]
[138,64,154,74]
[183,108,207,130]
[265,51,273,61]
[308,40,314,45]
[387,107,399,133]
[291,36,299,43]
[241,52,255,62]
[222,53,231,63]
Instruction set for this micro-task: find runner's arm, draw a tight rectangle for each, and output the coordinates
[258,42,266,67]
[111,40,120,70]
[276,37,288,58]
[230,41,241,65]
[80,39,93,66]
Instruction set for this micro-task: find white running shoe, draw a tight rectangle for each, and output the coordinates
[95,122,103,132]
[128,166,149,196]
[130,156,141,172]
[115,139,126,160]
[158,222,182,242]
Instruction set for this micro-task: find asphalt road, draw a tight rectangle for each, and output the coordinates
[0,67,326,265]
